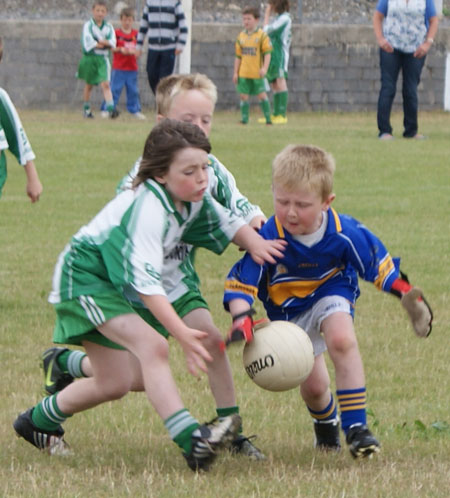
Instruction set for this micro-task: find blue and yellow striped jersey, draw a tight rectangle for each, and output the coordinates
[224,208,400,320]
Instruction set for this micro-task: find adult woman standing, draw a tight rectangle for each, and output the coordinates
[373,0,439,139]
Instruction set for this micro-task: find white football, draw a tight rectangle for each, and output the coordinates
[243,320,314,392]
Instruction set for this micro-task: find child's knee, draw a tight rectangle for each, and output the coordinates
[327,330,358,356]
[301,371,330,400]
[146,334,170,363]
[98,376,132,401]
[193,322,222,353]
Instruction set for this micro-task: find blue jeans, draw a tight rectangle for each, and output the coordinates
[110,69,141,114]
[146,49,176,95]
[377,48,425,137]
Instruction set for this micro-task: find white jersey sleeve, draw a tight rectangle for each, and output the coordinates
[0,88,36,164]
[207,154,265,224]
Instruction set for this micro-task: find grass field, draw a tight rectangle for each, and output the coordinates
[0,110,449,497]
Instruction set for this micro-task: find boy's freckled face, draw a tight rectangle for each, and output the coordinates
[157,147,209,208]
[165,90,214,138]
[243,14,259,32]
[92,5,107,25]
[273,185,331,236]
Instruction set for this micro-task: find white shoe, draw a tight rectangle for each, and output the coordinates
[100,111,109,118]
[133,112,146,120]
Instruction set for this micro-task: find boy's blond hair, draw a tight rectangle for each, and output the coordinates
[272,145,335,200]
[156,73,218,116]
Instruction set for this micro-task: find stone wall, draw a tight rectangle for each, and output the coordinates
[0,20,449,112]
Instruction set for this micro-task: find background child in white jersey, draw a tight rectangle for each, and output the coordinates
[77,1,119,119]
[13,119,285,471]
[0,37,42,202]
[260,0,292,124]
[224,144,432,459]
[42,73,270,460]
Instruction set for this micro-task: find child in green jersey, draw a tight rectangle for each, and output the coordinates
[233,6,273,125]
[0,37,42,202]
[77,1,119,119]
[261,0,292,124]
[13,119,285,471]
[41,73,270,460]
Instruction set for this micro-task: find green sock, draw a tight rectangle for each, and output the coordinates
[240,101,249,123]
[32,395,72,431]
[58,350,87,378]
[216,406,242,433]
[165,409,199,454]
[83,102,90,111]
[260,99,272,123]
[106,101,114,112]
[273,92,281,116]
[278,91,288,117]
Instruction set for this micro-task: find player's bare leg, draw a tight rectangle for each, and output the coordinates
[322,312,380,458]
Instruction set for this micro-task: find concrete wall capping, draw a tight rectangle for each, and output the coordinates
[0,20,448,112]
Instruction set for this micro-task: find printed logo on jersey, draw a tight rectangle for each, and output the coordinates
[236,198,252,216]
[273,264,288,279]
[144,263,161,283]
[298,262,319,268]
[242,46,257,56]
[165,243,190,261]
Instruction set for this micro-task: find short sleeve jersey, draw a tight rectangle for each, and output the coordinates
[224,208,400,321]
[113,28,139,71]
[264,12,292,73]
[0,88,36,196]
[0,88,35,164]
[235,28,272,79]
[113,154,264,304]
[81,18,117,56]
[49,179,246,305]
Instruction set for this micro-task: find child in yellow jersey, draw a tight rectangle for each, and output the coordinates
[233,6,273,125]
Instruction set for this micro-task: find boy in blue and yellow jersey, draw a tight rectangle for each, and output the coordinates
[223,144,432,459]
[233,6,272,125]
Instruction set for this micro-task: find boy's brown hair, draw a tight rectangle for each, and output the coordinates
[133,119,211,188]
[242,6,260,19]
[93,1,108,9]
[120,7,135,18]
[272,145,335,200]
[269,0,290,14]
[156,73,217,117]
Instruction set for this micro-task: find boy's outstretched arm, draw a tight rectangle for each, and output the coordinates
[232,224,286,265]
[139,293,213,376]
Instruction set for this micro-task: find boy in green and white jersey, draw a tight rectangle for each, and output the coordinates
[44,73,269,460]
[13,119,285,470]
[262,0,292,124]
[77,1,119,119]
[0,37,42,202]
